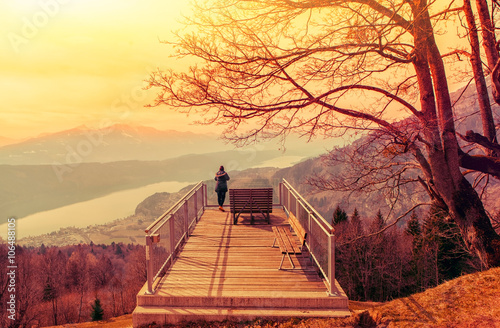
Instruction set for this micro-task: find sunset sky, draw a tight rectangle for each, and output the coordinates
[0,0,203,140]
[0,1,469,141]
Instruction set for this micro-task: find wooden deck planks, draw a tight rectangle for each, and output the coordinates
[155,208,327,297]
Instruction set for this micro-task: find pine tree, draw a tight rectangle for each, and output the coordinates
[406,211,421,238]
[90,298,104,321]
[405,210,424,291]
[423,206,472,282]
[332,205,348,225]
[115,244,123,257]
[372,210,384,230]
[405,206,475,292]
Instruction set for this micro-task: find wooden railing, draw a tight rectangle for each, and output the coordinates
[279,179,337,295]
[144,181,207,294]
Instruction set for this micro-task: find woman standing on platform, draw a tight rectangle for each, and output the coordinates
[215,165,230,211]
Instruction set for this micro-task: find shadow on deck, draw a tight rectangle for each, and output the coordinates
[133,208,349,327]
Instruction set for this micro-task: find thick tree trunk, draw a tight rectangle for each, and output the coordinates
[411,1,500,267]
[448,178,500,267]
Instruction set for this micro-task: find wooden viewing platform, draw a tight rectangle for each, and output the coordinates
[133,208,349,326]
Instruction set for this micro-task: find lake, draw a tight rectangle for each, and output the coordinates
[253,155,305,168]
[0,181,195,239]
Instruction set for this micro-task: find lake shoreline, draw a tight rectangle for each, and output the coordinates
[0,180,196,240]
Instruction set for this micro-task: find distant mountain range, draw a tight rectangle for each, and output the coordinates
[0,123,338,219]
[0,124,232,165]
[0,123,336,165]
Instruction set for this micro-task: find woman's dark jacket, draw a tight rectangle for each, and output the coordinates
[215,171,230,192]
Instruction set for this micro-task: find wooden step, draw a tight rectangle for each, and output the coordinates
[136,280,348,309]
[137,293,348,309]
[133,305,351,326]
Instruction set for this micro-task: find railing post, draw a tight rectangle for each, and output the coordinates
[308,212,313,257]
[328,229,335,295]
[194,191,198,221]
[279,182,283,207]
[146,235,154,294]
[169,215,175,257]
[204,183,208,208]
[287,187,291,216]
[184,200,189,240]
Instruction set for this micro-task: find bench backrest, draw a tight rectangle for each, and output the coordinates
[229,188,273,213]
[288,212,307,245]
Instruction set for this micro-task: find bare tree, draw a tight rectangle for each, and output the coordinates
[66,246,90,323]
[148,0,500,266]
[9,248,44,328]
[39,247,67,326]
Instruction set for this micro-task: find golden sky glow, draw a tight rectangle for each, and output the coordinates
[0,0,202,139]
[0,0,469,140]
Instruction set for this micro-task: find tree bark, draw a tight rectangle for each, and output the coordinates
[449,178,500,267]
[474,0,499,71]
[411,1,500,267]
[475,0,500,144]
[464,0,498,147]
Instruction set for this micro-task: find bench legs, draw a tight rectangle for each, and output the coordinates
[279,252,295,270]
[233,213,268,225]
[273,239,296,270]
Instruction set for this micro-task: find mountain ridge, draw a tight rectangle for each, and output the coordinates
[0,124,231,165]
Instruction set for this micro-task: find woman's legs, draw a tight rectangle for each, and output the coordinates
[217,190,227,208]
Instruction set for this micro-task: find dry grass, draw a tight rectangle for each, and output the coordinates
[371,266,500,328]
[47,314,133,328]
[48,267,500,328]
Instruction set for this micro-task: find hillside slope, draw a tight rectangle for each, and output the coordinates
[47,267,500,328]
[360,266,500,327]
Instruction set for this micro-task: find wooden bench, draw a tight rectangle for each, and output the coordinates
[229,188,273,225]
[272,212,307,269]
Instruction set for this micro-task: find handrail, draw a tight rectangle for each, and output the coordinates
[281,179,334,233]
[146,181,204,234]
[279,179,336,295]
[144,181,207,294]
